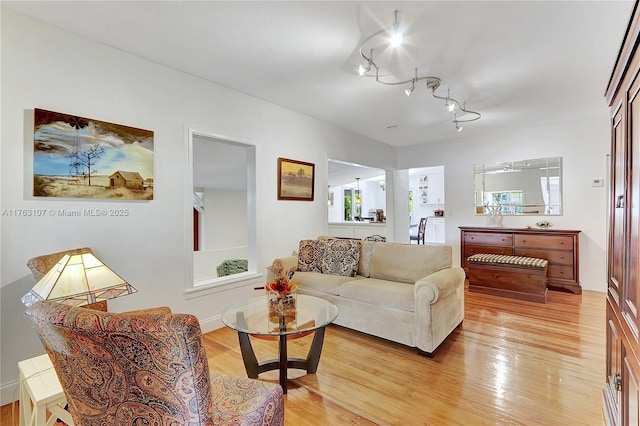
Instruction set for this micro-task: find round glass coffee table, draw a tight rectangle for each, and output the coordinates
[221,294,338,393]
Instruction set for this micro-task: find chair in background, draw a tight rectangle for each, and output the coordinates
[410,217,427,244]
[25,301,284,425]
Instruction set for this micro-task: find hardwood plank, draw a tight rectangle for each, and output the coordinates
[1,285,605,425]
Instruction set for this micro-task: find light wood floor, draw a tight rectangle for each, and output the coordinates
[1,285,606,425]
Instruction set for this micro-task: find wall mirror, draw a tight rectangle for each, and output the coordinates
[474,156,562,215]
[192,135,254,283]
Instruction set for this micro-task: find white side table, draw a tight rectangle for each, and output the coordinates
[18,354,74,426]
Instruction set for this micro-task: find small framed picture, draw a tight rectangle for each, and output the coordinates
[277,157,315,201]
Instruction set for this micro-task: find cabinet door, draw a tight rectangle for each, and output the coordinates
[624,348,640,426]
[610,97,626,312]
[626,75,640,340]
[428,172,444,204]
[435,220,445,244]
[605,307,622,425]
[425,222,437,244]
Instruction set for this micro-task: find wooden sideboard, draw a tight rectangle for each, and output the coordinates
[459,227,581,294]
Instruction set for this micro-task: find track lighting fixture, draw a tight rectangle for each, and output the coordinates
[357,10,481,131]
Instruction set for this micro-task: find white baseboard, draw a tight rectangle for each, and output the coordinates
[199,313,224,334]
[1,378,21,406]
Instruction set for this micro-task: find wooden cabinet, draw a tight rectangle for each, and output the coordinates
[425,217,445,244]
[459,227,581,294]
[605,2,640,424]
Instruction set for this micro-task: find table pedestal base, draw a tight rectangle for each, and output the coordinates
[237,327,327,394]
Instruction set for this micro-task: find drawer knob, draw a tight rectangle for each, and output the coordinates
[560,256,564,259]
[560,241,564,245]
[522,239,526,243]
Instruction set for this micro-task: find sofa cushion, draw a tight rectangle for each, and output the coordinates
[293,271,359,296]
[321,239,361,277]
[358,241,374,277]
[297,239,326,272]
[339,278,415,312]
[369,243,452,284]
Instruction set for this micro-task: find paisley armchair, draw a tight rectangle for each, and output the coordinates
[24,301,284,425]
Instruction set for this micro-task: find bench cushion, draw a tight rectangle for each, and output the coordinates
[467,253,548,268]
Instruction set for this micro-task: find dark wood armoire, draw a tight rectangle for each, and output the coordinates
[604,2,640,424]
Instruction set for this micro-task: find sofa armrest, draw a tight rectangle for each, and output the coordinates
[414,266,465,304]
[266,255,298,282]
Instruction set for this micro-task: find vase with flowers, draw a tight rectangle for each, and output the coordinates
[266,275,297,327]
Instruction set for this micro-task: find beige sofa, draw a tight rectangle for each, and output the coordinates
[268,238,465,356]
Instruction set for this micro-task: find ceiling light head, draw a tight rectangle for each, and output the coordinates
[390,31,403,47]
[404,81,415,97]
[445,90,456,111]
[390,10,403,47]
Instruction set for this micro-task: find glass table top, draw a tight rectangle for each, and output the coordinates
[221,294,339,336]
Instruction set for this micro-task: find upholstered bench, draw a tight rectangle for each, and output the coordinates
[467,253,549,303]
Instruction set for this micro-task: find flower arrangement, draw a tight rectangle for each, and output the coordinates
[266,275,297,297]
[269,260,295,281]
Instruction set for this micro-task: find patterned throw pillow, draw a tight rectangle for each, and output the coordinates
[321,239,361,277]
[297,239,326,272]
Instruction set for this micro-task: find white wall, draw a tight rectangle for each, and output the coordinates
[397,119,609,293]
[0,8,396,403]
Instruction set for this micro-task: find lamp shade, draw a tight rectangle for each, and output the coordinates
[21,249,137,307]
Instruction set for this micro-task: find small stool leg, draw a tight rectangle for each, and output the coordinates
[19,377,30,426]
[34,403,47,426]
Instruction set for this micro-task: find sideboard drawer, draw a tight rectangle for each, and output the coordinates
[464,232,513,246]
[465,246,514,258]
[514,248,574,266]
[549,264,575,280]
[514,234,573,250]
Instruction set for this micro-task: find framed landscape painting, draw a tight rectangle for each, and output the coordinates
[33,108,154,200]
[277,157,315,201]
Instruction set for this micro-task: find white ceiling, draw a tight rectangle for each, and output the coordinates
[3,1,633,148]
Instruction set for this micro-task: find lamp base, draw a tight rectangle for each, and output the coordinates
[86,301,107,311]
